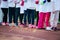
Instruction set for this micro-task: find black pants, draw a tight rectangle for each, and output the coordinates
[25,9,35,25]
[15,8,20,25]
[15,8,24,25]
[9,7,15,23]
[24,10,27,25]
[1,8,8,23]
[20,14,24,24]
[36,11,39,26]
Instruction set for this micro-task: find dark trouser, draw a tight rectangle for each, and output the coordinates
[27,9,35,25]
[9,7,15,23]
[36,11,39,26]
[15,8,24,25]
[15,8,20,25]
[1,8,8,23]
[24,10,27,25]
[20,14,24,24]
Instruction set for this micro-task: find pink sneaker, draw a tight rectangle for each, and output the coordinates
[20,24,24,26]
[2,22,6,26]
[36,26,38,28]
[32,25,36,28]
[6,22,9,26]
[28,24,33,28]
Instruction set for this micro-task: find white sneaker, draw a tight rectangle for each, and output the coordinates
[14,24,17,27]
[9,23,12,27]
[46,27,52,31]
[28,24,32,28]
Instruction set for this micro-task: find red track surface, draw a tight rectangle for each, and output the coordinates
[0,24,60,40]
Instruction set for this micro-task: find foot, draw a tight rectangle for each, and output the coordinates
[28,24,33,28]
[32,25,36,28]
[9,23,12,27]
[2,22,6,26]
[14,24,18,27]
[6,22,9,26]
[24,25,28,27]
[20,24,28,27]
[46,27,52,31]
[36,27,44,29]
[51,27,57,31]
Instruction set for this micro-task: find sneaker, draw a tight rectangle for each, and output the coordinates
[20,24,24,26]
[2,22,6,26]
[46,27,52,31]
[14,23,18,27]
[36,26,44,29]
[23,24,28,27]
[36,26,38,28]
[6,22,9,26]
[28,24,33,28]
[20,24,24,27]
[51,27,57,31]
[32,25,36,28]
[9,23,12,27]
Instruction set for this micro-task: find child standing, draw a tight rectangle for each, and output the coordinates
[24,0,28,27]
[27,0,36,28]
[1,0,8,25]
[38,0,53,30]
[19,0,24,26]
[35,0,39,27]
[50,0,60,31]
[15,0,21,26]
[8,0,15,26]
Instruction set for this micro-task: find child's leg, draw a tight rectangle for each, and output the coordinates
[27,9,31,25]
[38,12,45,29]
[24,10,27,25]
[27,9,33,27]
[12,7,15,24]
[9,7,15,26]
[50,12,55,28]
[15,8,20,26]
[31,10,35,27]
[36,11,39,26]
[19,14,24,24]
[45,12,51,27]
[54,11,59,27]
[45,12,52,30]
[1,8,8,25]
[50,11,59,31]
[9,7,13,23]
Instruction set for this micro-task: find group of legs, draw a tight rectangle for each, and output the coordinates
[38,11,60,31]
[0,8,60,31]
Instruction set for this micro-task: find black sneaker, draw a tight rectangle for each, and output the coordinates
[51,27,57,31]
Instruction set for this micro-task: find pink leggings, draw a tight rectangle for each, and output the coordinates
[38,12,51,28]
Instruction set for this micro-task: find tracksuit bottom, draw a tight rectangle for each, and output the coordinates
[24,9,35,25]
[50,11,59,27]
[38,12,51,28]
